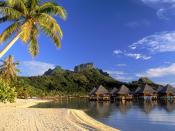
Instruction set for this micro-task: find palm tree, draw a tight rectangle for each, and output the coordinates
[0,55,19,81]
[0,0,67,57]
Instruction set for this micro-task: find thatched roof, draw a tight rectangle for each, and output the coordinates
[158,84,175,94]
[110,87,118,94]
[94,85,109,95]
[89,87,97,95]
[136,84,156,94]
[117,85,130,95]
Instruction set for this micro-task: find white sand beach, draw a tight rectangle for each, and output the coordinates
[0,99,119,131]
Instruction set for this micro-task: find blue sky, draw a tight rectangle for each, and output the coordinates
[1,0,175,85]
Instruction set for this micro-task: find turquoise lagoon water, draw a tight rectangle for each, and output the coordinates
[32,98,175,131]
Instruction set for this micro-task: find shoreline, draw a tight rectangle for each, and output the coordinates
[0,99,119,131]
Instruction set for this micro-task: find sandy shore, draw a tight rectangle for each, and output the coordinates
[0,99,119,131]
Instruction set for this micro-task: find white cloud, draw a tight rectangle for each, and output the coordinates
[141,0,175,19]
[113,50,123,55]
[137,63,175,78]
[157,7,175,20]
[113,49,151,60]
[19,61,55,76]
[106,70,125,75]
[156,8,168,20]
[126,53,151,60]
[129,31,175,53]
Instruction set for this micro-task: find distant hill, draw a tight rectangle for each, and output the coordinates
[20,63,164,96]
[21,63,124,96]
[74,63,94,72]
[138,77,154,84]
[44,66,65,75]
[128,77,163,91]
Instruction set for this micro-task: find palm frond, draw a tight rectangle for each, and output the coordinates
[39,24,61,48]
[27,0,40,10]
[29,25,39,56]
[0,15,19,24]
[29,37,39,56]
[0,55,19,81]
[0,7,23,19]
[0,0,66,57]
[20,20,33,43]
[7,0,28,15]
[0,22,20,43]
[38,13,63,38]
[37,2,67,20]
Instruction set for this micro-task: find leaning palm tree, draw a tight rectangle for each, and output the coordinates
[0,55,19,81]
[0,0,67,57]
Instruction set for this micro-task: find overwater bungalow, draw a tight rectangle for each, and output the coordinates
[135,84,157,101]
[111,85,132,100]
[158,84,175,100]
[89,85,110,101]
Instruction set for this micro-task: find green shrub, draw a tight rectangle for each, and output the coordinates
[12,79,43,98]
[0,78,16,103]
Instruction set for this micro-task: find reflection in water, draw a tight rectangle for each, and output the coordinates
[33,99,175,131]
[34,99,175,114]
[157,100,175,112]
[137,100,157,114]
[89,102,112,118]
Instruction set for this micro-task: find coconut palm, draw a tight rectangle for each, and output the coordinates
[0,55,19,81]
[0,0,67,57]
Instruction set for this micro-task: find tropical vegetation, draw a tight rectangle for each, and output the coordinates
[19,63,163,97]
[0,78,16,103]
[0,55,19,81]
[0,1,163,101]
[0,0,67,57]
[0,0,67,102]
[0,57,164,100]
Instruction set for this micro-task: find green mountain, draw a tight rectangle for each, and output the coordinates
[44,66,65,75]
[129,77,162,91]
[74,63,94,72]
[19,63,163,97]
[20,63,123,96]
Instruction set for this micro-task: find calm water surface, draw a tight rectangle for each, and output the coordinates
[33,98,175,131]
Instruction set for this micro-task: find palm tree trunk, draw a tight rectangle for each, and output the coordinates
[0,33,21,58]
